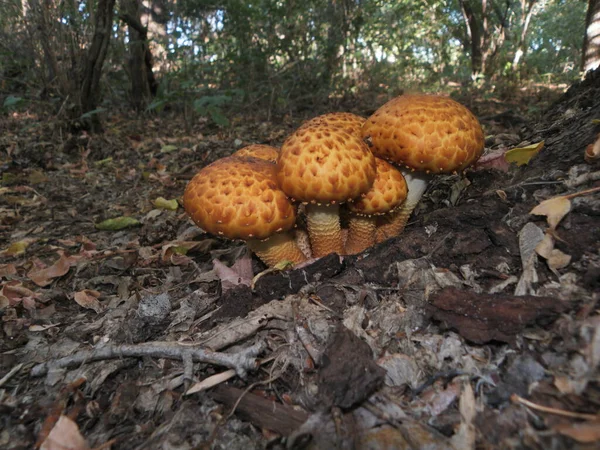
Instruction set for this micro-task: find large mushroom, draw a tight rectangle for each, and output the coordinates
[233,144,279,163]
[277,123,377,258]
[183,156,307,267]
[298,112,366,137]
[361,94,485,240]
[345,158,408,254]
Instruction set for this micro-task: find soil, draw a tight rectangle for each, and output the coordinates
[0,71,599,450]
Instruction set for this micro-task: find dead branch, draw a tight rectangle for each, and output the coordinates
[30,340,265,378]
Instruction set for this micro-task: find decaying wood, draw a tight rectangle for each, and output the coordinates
[428,287,570,344]
[209,384,309,435]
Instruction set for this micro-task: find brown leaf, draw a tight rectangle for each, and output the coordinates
[554,421,600,443]
[39,415,90,450]
[73,290,104,313]
[27,253,76,287]
[530,196,571,230]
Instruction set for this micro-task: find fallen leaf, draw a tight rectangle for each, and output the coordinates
[95,216,140,230]
[0,263,17,278]
[505,141,544,166]
[473,149,511,172]
[28,253,75,287]
[160,144,178,153]
[554,421,600,444]
[153,197,178,211]
[73,289,104,313]
[1,238,37,257]
[40,415,90,450]
[530,196,571,229]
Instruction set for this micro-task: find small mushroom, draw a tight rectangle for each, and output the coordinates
[345,158,408,255]
[362,94,485,240]
[183,156,307,267]
[233,144,279,163]
[277,123,377,257]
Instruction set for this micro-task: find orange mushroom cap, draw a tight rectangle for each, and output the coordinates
[348,158,408,216]
[277,124,377,204]
[233,144,279,163]
[362,94,485,173]
[183,156,296,240]
[299,112,366,138]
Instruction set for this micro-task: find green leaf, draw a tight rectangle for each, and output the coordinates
[208,106,229,127]
[3,95,23,108]
[153,197,179,210]
[95,216,140,231]
[160,145,178,153]
[80,108,106,120]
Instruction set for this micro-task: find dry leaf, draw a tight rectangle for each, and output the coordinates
[73,289,104,313]
[1,238,37,257]
[28,253,75,287]
[40,415,90,450]
[554,421,600,443]
[530,196,571,229]
[504,141,544,166]
[0,263,17,278]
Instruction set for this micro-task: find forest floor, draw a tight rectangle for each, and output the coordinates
[1,75,599,450]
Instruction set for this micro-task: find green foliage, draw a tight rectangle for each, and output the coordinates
[0,0,587,117]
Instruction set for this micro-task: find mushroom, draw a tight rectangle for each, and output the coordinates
[233,144,279,163]
[183,156,307,267]
[277,123,377,258]
[345,158,408,254]
[361,94,485,240]
[298,112,366,137]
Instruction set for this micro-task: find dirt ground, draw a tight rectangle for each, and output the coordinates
[1,71,599,450]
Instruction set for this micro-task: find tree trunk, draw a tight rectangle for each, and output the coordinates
[120,0,158,111]
[582,0,600,72]
[512,0,538,72]
[459,0,484,76]
[80,0,116,129]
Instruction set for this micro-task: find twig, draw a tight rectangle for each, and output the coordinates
[0,363,23,387]
[30,340,265,378]
[511,394,598,421]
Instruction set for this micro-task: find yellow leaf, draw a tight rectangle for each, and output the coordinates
[153,197,179,211]
[530,196,571,229]
[505,141,544,166]
[591,119,600,124]
[2,238,36,256]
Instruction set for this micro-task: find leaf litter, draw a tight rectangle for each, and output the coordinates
[1,84,600,449]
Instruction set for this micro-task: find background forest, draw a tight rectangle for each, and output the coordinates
[1,0,597,128]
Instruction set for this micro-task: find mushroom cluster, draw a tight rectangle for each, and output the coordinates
[183,95,485,268]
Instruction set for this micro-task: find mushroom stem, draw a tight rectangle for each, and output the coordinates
[247,233,308,267]
[375,171,431,243]
[305,203,344,257]
[345,215,377,255]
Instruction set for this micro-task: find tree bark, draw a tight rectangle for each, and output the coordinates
[512,0,539,72]
[582,0,600,72]
[80,0,116,128]
[459,0,484,76]
[119,0,158,111]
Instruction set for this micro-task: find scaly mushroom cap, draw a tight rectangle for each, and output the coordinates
[233,144,279,163]
[183,156,296,240]
[348,158,408,216]
[362,94,485,173]
[277,124,376,204]
[299,112,366,138]
[345,158,407,255]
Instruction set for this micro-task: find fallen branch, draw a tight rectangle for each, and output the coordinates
[30,340,265,378]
